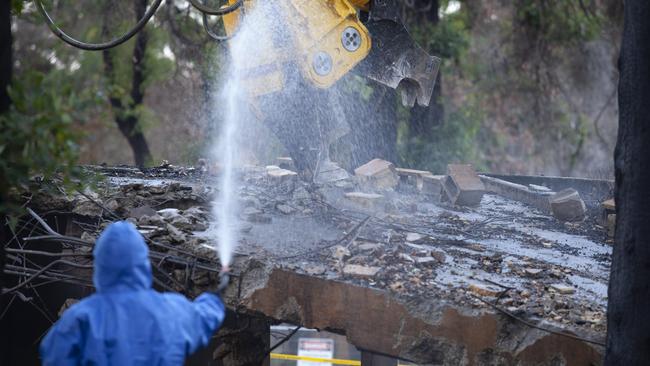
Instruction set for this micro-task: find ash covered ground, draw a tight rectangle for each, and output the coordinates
[28,162,612,341]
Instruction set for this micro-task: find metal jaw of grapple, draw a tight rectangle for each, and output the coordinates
[356,0,441,107]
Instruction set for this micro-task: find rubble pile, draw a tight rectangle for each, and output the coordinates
[21,159,613,358]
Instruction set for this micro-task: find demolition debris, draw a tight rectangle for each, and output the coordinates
[3,160,614,365]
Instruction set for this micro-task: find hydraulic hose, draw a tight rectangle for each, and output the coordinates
[188,0,243,16]
[35,0,164,51]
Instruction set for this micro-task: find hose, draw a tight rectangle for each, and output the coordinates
[188,0,243,16]
[35,0,164,51]
[202,12,235,41]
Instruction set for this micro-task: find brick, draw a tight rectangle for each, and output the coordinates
[468,283,502,297]
[344,192,385,210]
[550,284,575,295]
[354,159,399,191]
[276,157,295,170]
[444,164,485,206]
[549,188,586,222]
[343,264,381,278]
[267,168,298,183]
[602,198,615,211]
[607,214,616,238]
[420,175,445,202]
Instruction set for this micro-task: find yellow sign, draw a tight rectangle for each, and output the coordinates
[270,353,361,366]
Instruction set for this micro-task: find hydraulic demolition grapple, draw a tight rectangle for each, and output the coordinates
[221,0,441,107]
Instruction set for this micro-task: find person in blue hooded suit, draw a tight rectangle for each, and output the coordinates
[39,221,226,366]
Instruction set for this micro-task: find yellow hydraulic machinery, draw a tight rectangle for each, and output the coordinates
[220,0,440,107]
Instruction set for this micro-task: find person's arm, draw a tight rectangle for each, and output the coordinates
[39,309,84,366]
[183,292,226,353]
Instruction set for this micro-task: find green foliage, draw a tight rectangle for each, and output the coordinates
[515,0,603,45]
[0,71,88,214]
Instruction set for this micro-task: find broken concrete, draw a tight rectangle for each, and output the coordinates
[550,188,587,222]
[13,165,613,366]
[444,164,486,206]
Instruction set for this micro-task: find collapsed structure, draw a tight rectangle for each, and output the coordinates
[2,161,613,365]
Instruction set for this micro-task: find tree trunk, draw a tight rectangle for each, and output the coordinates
[0,0,12,291]
[102,0,153,168]
[604,1,650,364]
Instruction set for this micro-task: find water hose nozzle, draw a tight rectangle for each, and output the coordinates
[216,268,230,294]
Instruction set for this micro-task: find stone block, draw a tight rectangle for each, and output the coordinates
[420,175,445,202]
[396,168,432,191]
[267,168,298,183]
[549,188,586,222]
[444,164,485,206]
[468,283,502,297]
[607,214,616,238]
[550,284,575,295]
[343,264,381,278]
[344,192,385,210]
[354,159,399,191]
[276,157,295,170]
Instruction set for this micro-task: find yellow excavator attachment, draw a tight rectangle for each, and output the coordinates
[223,0,371,97]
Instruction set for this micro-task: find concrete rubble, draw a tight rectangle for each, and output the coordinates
[550,188,587,222]
[18,161,615,365]
[444,164,486,206]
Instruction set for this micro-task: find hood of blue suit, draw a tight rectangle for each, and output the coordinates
[93,221,152,292]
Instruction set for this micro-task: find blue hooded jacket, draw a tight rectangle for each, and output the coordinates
[39,221,225,366]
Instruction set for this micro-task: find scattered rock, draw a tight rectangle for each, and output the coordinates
[354,159,399,191]
[343,264,381,278]
[525,268,543,277]
[405,232,426,243]
[549,189,586,222]
[415,257,436,265]
[276,204,295,215]
[158,208,181,220]
[128,206,157,220]
[72,199,103,217]
[398,253,415,263]
[443,164,485,206]
[139,214,165,226]
[430,250,446,263]
[550,284,576,295]
[267,168,298,184]
[166,223,186,243]
[332,245,352,261]
[468,283,502,297]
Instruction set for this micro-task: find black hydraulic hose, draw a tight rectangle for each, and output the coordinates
[35,0,164,51]
[202,12,234,41]
[188,0,243,16]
